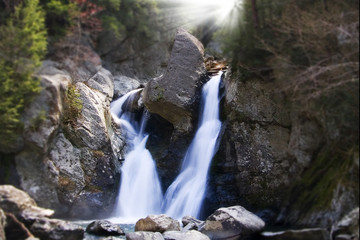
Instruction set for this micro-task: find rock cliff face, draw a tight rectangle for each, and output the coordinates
[13,54,122,218]
[205,71,359,227]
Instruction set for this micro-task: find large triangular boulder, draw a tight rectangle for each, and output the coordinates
[143,28,206,133]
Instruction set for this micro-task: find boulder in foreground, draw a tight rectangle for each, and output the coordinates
[135,214,180,233]
[199,206,265,240]
[126,231,164,240]
[163,230,210,240]
[86,220,124,236]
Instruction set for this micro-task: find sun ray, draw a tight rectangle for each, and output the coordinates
[158,0,242,32]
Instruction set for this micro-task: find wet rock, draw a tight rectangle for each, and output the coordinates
[260,228,329,240]
[29,217,84,240]
[200,206,265,240]
[207,74,294,216]
[181,216,204,231]
[144,28,206,133]
[135,214,181,233]
[113,75,142,99]
[86,220,124,236]
[126,231,165,240]
[331,208,359,240]
[163,230,210,240]
[121,88,144,113]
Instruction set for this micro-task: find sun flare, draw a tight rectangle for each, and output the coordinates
[163,0,241,29]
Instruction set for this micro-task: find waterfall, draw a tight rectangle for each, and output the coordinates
[110,89,163,222]
[110,72,223,222]
[163,72,223,219]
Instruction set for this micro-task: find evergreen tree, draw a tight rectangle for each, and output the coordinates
[0,0,47,150]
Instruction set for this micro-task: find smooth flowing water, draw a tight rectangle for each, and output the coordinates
[110,72,223,222]
[163,73,223,219]
[110,89,163,222]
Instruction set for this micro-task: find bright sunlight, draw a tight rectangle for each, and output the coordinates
[162,0,241,29]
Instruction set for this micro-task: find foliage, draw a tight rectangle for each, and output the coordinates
[29,109,46,131]
[289,144,359,218]
[40,0,76,38]
[97,0,160,43]
[217,0,359,145]
[62,84,83,128]
[216,0,285,74]
[0,0,47,150]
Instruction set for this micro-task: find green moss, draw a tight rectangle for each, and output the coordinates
[289,145,359,215]
[29,109,46,131]
[154,85,165,101]
[62,84,83,128]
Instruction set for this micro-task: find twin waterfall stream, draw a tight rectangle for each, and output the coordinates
[110,73,223,222]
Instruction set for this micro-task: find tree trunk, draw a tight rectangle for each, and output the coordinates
[251,0,260,28]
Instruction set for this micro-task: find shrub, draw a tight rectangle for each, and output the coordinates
[0,0,47,150]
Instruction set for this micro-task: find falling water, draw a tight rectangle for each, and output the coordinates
[110,89,163,222]
[163,72,223,219]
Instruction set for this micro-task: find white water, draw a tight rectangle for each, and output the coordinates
[110,89,163,223]
[163,73,223,219]
[110,72,223,222]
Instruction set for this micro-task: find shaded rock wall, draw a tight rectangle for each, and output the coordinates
[205,70,359,228]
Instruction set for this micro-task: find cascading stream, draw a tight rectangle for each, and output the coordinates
[163,72,223,219]
[110,72,223,222]
[110,89,163,222]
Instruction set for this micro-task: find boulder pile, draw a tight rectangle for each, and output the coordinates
[0,185,84,240]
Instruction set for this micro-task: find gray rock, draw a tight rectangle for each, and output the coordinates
[143,28,206,133]
[200,206,265,240]
[86,220,124,236]
[207,73,295,215]
[113,75,142,98]
[135,215,181,233]
[0,208,6,240]
[0,185,82,240]
[29,217,84,240]
[181,216,204,231]
[86,67,115,99]
[0,185,54,218]
[68,81,110,150]
[331,208,359,240]
[163,230,210,240]
[126,231,165,240]
[22,67,71,151]
[13,61,120,219]
[46,133,85,207]
[5,212,38,240]
[261,228,330,240]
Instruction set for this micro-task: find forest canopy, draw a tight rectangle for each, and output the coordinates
[0,0,358,150]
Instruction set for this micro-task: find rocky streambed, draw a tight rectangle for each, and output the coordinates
[1,185,358,240]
